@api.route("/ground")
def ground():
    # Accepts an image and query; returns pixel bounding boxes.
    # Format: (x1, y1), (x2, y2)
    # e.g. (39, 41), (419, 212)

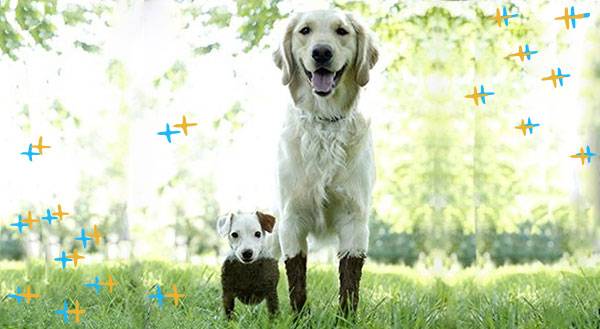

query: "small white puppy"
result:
(217, 211), (277, 263)
(217, 211), (279, 318)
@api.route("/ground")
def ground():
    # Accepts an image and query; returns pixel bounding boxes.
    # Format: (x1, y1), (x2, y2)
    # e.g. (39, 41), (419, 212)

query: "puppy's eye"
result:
(336, 27), (348, 36)
(231, 232), (238, 238)
(299, 26), (311, 35)
(254, 231), (262, 238)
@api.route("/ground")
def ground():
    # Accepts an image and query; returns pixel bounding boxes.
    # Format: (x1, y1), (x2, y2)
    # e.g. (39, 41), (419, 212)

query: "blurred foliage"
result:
(50, 99), (80, 129)
(15, 0), (57, 50)
(2, 1), (598, 265)
(181, 4), (224, 56)
(62, 4), (90, 26)
(370, 206), (590, 266)
(236, 0), (285, 52)
(213, 101), (245, 133)
(165, 174), (220, 259)
(369, 216), (423, 266)
(0, 227), (25, 260)
(363, 2), (580, 266)
(583, 14), (600, 231)
(487, 221), (565, 265)
(153, 60), (188, 91)
(204, 5), (232, 28)
(106, 59), (129, 90)
(73, 40), (101, 53)
(0, 0), (113, 60)
(181, 0), (284, 53)
(193, 42), (220, 56)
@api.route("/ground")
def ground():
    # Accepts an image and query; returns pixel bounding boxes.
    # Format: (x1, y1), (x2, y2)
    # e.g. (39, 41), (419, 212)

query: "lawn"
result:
(1, 261), (600, 328)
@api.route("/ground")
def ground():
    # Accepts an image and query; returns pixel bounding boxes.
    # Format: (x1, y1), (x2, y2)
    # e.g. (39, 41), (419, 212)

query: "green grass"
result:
(1, 261), (600, 328)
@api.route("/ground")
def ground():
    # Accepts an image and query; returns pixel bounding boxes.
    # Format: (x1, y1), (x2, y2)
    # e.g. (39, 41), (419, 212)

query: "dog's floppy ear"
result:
(216, 213), (234, 237)
(256, 211), (276, 233)
(273, 14), (299, 85)
(348, 13), (379, 87)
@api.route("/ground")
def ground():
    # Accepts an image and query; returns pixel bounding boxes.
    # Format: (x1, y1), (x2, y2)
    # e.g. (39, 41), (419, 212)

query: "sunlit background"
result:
(1, 0), (599, 270)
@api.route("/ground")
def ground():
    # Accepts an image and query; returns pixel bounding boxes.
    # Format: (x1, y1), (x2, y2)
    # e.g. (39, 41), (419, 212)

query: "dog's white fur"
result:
(217, 212), (275, 263)
(273, 10), (378, 259)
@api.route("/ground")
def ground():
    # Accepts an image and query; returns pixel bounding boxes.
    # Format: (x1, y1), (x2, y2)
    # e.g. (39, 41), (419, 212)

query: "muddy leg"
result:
(339, 255), (365, 315)
(285, 253), (307, 312)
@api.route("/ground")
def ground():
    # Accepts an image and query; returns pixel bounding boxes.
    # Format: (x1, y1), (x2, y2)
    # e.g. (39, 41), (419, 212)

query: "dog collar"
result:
(316, 115), (345, 123)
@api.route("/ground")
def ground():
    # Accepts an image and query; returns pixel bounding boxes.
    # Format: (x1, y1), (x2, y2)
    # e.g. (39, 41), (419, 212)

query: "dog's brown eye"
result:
(255, 231), (261, 238)
(336, 27), (348, 36)
(299, 26), (311, 35)
(231, 232), (238, 238)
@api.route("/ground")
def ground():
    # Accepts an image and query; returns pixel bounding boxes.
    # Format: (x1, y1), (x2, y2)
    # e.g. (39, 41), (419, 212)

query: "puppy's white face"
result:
(216, 212), (275, 264)
(292, 10), (357, 97)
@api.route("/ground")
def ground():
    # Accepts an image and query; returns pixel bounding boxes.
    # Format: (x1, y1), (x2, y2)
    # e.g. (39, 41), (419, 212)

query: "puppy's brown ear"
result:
(256, 211), (276, 233)
(348, 13), (379, 87)
(273, 14), (299, 85)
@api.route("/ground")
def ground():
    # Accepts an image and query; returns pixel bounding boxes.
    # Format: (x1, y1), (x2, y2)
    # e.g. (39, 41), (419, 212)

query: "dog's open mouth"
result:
(304, 65), (346, 97)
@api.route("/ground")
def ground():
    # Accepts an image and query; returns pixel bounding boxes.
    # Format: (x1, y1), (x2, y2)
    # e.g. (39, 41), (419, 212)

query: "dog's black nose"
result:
(241, 249), (253, 260)
(312, 44), (333, 64)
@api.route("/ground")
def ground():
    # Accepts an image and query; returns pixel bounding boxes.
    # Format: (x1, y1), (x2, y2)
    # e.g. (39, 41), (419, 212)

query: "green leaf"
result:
(62, 5), (90, 26)
(15, 0), (57, 49)
(106, 59), (129, 90)
(74, 40), (101, 53)
(0, 12), (23, 59)
(155, 61), (188, 91)
(204, 6), (232, 27)
(236, 0), (285, 52)
(193, 42), (220, 56)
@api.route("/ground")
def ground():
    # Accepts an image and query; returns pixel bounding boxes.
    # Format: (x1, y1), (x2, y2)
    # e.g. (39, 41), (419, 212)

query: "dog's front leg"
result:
(280, 218), (308, 312)
(339, 254), (365, 315)
(222, 291), (235, 319)
(266, 288), (279, 317)
(337, 220), (368, 315)
(285, 253), (307, 313)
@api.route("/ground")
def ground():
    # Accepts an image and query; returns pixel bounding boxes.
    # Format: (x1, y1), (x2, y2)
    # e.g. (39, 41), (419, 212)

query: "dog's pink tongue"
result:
(311, 71), (334, 93)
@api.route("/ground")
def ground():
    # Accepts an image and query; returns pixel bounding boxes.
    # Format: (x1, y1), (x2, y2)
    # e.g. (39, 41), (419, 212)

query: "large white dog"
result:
(273, 9), (378, 314)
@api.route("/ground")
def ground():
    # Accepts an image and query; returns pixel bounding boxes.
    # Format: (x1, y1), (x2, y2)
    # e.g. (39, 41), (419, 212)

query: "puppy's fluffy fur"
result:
(217, 212), (279, 318)
(221, 257), (279, 318)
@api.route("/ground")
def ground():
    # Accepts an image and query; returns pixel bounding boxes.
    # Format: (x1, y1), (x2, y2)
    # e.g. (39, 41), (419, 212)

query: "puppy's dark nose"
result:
(241, 249), (253, 261)
(312, 44), (333, 64)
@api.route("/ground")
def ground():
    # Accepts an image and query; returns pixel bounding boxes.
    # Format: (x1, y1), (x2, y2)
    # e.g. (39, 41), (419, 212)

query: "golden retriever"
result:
(273, 9), (378, 314)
